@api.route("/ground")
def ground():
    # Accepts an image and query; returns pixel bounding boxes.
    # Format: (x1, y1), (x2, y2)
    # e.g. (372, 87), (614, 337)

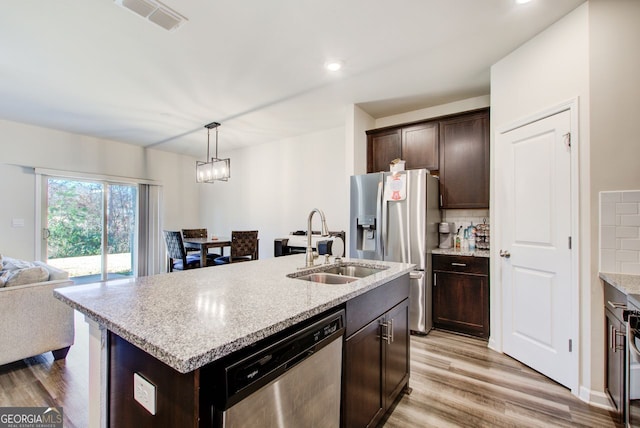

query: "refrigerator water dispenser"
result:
(356, 216), (376, 252)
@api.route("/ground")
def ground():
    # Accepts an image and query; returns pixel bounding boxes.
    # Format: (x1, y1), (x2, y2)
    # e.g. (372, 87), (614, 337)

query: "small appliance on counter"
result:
(438, 222), (454, 249)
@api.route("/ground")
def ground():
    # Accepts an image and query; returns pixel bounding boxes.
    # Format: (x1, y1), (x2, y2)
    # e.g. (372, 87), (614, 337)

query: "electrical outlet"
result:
(133, 373), (156, 415)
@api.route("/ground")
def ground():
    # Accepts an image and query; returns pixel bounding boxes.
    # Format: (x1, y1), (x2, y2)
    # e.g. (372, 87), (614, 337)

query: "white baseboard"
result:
(487, 337), (500, 353)
(579, 386), (614, 410)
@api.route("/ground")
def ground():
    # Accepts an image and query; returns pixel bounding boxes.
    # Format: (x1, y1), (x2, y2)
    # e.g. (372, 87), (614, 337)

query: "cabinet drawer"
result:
(433, 254), (488, 275)
(603, 280), (627, 322)
(345, 274), (409, 338)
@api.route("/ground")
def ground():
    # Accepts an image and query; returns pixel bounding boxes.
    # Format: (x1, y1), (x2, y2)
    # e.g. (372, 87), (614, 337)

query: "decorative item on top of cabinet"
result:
(367, 121), (438, 173)
(438, 108), (489, 209)
(432, 254), (489, 339)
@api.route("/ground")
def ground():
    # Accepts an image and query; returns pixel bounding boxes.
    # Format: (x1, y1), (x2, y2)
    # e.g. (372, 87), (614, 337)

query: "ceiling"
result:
(0, 0), (585, 158)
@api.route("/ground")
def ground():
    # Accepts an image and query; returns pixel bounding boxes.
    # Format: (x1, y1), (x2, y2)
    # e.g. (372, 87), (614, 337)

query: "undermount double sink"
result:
(288, 263), (388, 284)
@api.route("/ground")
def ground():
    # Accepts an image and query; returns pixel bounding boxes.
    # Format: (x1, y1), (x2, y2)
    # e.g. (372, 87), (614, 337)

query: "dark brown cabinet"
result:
(432, 254), (489, 339)
(366, 109), (489, 208)
(438, 109), (489, 209)
(402, 122), (438, 171)
(367, 122), (438, 173)
(604, 280), (627, 421)
(367, 128), (401, 173)
(343, 276), (410, 428)
(383, 300), (410, 405)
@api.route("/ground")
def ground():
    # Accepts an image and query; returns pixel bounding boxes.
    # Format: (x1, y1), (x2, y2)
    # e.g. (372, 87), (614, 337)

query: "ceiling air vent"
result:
(114, 0), (187, 31)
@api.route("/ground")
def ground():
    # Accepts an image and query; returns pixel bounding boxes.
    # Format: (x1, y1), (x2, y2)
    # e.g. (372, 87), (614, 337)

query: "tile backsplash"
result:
(600, 190), (640, 274)
(442, 209), (490, 233)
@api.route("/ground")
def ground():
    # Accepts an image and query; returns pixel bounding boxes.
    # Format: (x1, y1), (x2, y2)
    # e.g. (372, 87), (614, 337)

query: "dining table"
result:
(182, 236), (232, 268)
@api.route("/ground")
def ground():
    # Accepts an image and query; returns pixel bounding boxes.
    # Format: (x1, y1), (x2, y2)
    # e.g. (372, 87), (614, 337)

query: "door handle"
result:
(607, 301), (627, 310)
(376, 178), (384, 258)
(500, 250), (511, 258)
(610, 324), (615, 350)
(614, 327), (626, 352)
(379, 320), (393, 345)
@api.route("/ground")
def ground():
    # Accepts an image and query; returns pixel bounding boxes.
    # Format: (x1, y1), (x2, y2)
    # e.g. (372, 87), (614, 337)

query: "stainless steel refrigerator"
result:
(349, 169), (440, 334)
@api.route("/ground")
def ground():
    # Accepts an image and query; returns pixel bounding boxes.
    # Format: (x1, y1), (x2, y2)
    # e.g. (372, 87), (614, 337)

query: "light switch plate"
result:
(133, 373), (156, 415)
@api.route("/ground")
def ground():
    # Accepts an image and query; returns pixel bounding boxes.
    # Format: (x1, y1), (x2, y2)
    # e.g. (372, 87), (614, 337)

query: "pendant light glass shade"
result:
(196, 122), (231, 183)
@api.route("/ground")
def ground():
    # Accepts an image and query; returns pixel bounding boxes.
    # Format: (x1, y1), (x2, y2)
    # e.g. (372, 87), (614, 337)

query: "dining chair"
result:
(181, 228), (207, 254)
(215, 230), (259, 265)
(164, 231), (215, 272)
(181, 228), (222, 258)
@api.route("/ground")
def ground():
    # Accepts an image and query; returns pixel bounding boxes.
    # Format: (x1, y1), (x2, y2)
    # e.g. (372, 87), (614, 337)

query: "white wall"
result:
(588, 0), (640, 399)
(346, 105), (375, 177)
(198, 126), (348, 260)
(0, 119), (200, 261)
(491, 3), (594, 401)
(374, 95), (490, 129)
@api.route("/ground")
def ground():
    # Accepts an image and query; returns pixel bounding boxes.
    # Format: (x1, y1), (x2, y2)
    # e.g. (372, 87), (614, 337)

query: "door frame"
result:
(491, 98), (580, 395)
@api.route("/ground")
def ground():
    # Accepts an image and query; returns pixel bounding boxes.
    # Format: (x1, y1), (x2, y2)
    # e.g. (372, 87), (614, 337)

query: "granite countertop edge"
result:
(599, 271), (640, 298)
(54, 256), (414, 373)
(432, 248), (490, 258)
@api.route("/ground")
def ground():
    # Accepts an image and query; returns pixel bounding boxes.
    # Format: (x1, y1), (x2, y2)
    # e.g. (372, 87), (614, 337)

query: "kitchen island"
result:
(55, 254), (414, 428)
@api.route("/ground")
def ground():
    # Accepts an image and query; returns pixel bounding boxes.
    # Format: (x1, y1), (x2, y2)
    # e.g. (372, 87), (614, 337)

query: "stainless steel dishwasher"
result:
(214, 309), (344, 428)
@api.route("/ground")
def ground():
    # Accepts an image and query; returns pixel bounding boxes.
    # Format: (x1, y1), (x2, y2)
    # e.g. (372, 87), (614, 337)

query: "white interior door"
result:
(498, 109), (573, 388)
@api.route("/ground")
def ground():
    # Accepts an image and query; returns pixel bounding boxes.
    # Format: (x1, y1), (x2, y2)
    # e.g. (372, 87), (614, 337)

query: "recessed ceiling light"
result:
(325, 60), (344, 72)
(515, 0), (532, 4)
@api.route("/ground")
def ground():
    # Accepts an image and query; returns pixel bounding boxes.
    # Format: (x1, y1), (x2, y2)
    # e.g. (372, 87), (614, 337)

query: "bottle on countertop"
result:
(467, 222), (476, 250)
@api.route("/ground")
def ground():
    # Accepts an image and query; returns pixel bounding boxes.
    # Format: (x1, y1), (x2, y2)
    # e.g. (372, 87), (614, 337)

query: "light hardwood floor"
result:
(383, 330), (620, 428)
(0, 315), (620, 427)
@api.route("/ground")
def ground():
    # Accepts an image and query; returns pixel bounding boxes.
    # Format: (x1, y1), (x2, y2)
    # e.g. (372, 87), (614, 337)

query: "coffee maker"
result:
(438, 222), (454, 249)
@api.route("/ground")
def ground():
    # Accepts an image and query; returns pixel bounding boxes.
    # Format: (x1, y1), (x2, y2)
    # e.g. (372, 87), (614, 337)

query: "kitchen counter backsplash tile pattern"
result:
(600, 190), (640, 274)
(442, 209), (489, 238)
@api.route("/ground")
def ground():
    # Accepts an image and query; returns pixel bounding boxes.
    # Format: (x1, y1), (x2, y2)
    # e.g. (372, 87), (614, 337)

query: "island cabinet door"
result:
(109, 333), (200, 428)
(383, 299), (410, 409)
(343, 316), (385, 428)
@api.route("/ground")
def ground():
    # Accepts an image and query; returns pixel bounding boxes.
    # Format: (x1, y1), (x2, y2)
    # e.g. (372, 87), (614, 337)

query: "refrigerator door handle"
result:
(410, 271), (424, 280)
(377, 175), (385, 258)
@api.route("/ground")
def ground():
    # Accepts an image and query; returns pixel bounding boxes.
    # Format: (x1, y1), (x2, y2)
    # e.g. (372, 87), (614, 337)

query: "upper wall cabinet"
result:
(367, 122), (439, 173)
(367, 128), (401, 173)
(402, 122), (439, 171)
(439, 109), (489, 209)
(365, 108), (490, 209)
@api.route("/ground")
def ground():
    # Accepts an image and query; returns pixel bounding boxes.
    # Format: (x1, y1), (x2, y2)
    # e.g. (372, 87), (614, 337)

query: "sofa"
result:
(0, 255), (76, 366)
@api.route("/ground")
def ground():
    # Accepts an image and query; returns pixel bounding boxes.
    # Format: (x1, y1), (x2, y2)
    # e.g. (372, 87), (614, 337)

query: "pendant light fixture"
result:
(196, 121), (231, 183)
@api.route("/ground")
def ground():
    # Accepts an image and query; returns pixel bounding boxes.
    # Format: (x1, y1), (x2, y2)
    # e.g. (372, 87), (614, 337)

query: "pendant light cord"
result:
(206, 127), (211, 161)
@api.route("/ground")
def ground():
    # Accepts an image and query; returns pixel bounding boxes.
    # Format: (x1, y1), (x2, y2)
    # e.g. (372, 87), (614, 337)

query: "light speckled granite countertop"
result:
(600, 272), (640, 308)
(54, 255), (414, 373)
(432, 248), (490, 258)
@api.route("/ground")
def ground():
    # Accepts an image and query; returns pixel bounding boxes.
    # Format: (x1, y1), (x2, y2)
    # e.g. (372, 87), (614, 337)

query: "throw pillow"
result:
(2, 257), (35, 272)
(0, 270), (9, 288)
(5, 266), (49, 287)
